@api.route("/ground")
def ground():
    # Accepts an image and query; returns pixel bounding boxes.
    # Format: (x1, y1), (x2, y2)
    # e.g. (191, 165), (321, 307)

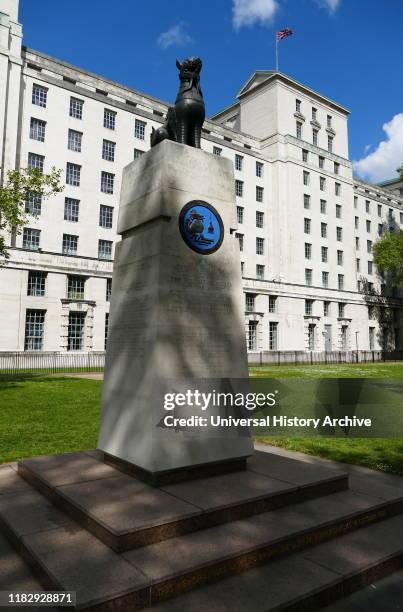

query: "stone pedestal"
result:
(98, 140), (253, 482)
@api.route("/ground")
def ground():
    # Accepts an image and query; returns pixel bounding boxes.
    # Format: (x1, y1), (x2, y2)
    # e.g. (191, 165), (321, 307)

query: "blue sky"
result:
(19, 0), (403, 182)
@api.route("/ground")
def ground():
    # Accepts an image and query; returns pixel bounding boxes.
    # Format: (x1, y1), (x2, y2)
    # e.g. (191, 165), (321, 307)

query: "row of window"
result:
(305, 299), (346, 318)
(213, 147), (264, 177)
(22, 228), (113, 259)
(303, 170), (341, 194)
(236, 234), (265, 255)
(237, 208), (264, 227)
(302, 149), (340, 174)
(305, 269), (345, 290)
(27, 271), (111, 301)
(32, 85), (147, 139)
(235, 181), (264, 201)
(295, 98), (333, 128)
(303, 194), (343, 216)
(303, 218), (344, 241)
(296, 121), (334, 152)
(25, 195), (114, 228)
(354, 196), (403, 224)
(24, 308), (109, 351)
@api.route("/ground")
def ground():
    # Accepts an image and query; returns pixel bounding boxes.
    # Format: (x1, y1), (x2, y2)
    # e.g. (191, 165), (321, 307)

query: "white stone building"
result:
(1, 0), (402, 356)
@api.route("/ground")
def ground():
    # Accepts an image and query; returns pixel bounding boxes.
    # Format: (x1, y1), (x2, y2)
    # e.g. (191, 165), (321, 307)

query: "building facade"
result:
(1, 0), (402, 355)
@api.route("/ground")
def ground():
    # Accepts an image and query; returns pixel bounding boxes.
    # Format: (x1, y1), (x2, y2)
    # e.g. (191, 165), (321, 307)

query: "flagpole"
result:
(275, 34), (279, 71)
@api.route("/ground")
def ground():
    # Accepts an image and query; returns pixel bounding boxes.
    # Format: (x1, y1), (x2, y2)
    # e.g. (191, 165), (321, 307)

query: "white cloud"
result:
(315, 0), (341, 14)
(353, 114), (403, 183)
(157, 22), (193, 49)
(232, 0), (279, 30)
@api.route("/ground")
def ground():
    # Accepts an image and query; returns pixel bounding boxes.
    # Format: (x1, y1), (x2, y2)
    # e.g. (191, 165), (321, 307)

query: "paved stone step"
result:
(150, 515), (403, 611)
(17, 450), (348, 551)
(1, 465), (403, 611)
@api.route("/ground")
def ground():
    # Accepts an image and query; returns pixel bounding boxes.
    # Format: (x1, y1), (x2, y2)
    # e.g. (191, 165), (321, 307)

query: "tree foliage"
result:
(0, 167), (63, 260)
(373, 230), (403, 289)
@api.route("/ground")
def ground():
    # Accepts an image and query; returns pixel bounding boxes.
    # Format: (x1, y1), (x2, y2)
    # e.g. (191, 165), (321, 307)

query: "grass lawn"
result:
(0, 364), (402, 475)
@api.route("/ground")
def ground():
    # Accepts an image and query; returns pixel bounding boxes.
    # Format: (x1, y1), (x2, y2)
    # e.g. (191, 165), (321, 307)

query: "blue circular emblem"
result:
(179, 201), (224, 255)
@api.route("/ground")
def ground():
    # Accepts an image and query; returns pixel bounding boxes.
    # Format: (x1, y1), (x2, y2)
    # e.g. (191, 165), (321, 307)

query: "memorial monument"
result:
(98, 57), (253, 484)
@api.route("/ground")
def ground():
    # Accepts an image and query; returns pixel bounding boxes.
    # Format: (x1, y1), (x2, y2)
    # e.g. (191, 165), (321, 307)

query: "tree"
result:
(0, 167), (63, 261)
(373, 230), (403, 289)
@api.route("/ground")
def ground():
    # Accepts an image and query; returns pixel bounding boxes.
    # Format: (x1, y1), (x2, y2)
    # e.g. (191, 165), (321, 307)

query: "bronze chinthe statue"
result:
(151, 57), (205, 149)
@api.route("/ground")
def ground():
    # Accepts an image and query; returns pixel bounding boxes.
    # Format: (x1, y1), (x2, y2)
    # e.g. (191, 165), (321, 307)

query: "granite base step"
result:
(17, 450), (348, 552)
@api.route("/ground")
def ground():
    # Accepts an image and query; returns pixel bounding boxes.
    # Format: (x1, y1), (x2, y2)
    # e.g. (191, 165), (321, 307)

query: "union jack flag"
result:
(277, 28), (293, 40)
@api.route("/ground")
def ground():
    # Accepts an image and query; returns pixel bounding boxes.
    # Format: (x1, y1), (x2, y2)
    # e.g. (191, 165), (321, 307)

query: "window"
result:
(304, 194), (310, 209)
(356, 259), (360, 272)
(28, 152), (44, 172)
(303, 171), (310, 186)
(335, 182), (341, 196)
(320, 199), (327, 214)
(334, 162), (340, 175)
(296, 99), (301, 113)
(327, 135), (333, 152)
(68, 129), (82, 152)
(324, 301), (330, 317)
(368, 261), (373, 274)
(23, 228), (40, 250)
(302, 149), (308, 162)
(68, 312), (85, 351)
(319, 176), (326, 191)
(27, 271), (46, 297)
(355, 216), (359, 229)
(365, 200), (370, 213)
(256, 264), (265, 279)
(305, 299), (313, 316)
(101, 171), (114, 194)
(318, 155), (324, 169)
(134, 148), (144, 159)
(304, 218), (311, 234)
(102, 139), (115, 162)
(305, 268), (312, 286)
(369, 327), (375, 350)
(305, 243), (312, 259)
(378, 204), (382, 217)
(308, 325), (315, 350)
(69, 97), (83, 120)
(368, 305), (376, 320)
(256, 211), (264, 228)
(341, 325), (348, 350)
(322, 271), (329, 288)
(30, 118), (46, 142)
(104, 109), (116, 130)
(241, 261), (244, 275)
(64, 197), (79, 222)
(105, 312), (109, 350)
(336, 204), (342, 218)
(321, 222), (327, 238)
(213, 146), (222, 156)
(236, 233), (244, 251)
(237, 206), (244, 224)
(327, 114), (332, 128)
(256, 237), (264, 255)
(269, 296), (277, 313)
(388, 208), (394, 220)
(269, 322), (278, 350)
(366, 220), (371, 232)
(337, 250), (343, 265)
(62, 234), (78, 255)
(312, 129), (318, 146)
(235, 180), (244, 197)
(134, 119), (146, 140)
(338, 274), (344, 290)
(66, 162), (81, 186)
(99, 204), (113, 228)
(106, 278), (112, 301)
(312, 107), (317, 121)
(235, 154), (243, 171)
(336, 226), (343, 241)
(25, 193), (42, 216)
(99, 239), (113, 260)
(67, 275), (85, 299)
(338, 303), (345, 318)
(367, 240), (372, 253)
(24, 309), (45, 351)
(321, 246), (328, 262)
(245, 293), (255, 312)
(296, 121), (303, 139)
(32, 84), (48, 108)
(354, 196), (358, 209)
(247, 321), (258, 351)
(256, 161), (263, 177)
(355, 236), (360, 250)
(256, 186), (264, 202)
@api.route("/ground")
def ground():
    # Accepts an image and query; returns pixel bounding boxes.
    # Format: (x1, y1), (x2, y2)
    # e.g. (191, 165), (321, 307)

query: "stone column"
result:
(98, 140), (253, 483)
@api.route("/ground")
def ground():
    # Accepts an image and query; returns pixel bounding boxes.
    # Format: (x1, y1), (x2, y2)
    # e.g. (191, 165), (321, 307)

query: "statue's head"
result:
(176, 57), (202, 74)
